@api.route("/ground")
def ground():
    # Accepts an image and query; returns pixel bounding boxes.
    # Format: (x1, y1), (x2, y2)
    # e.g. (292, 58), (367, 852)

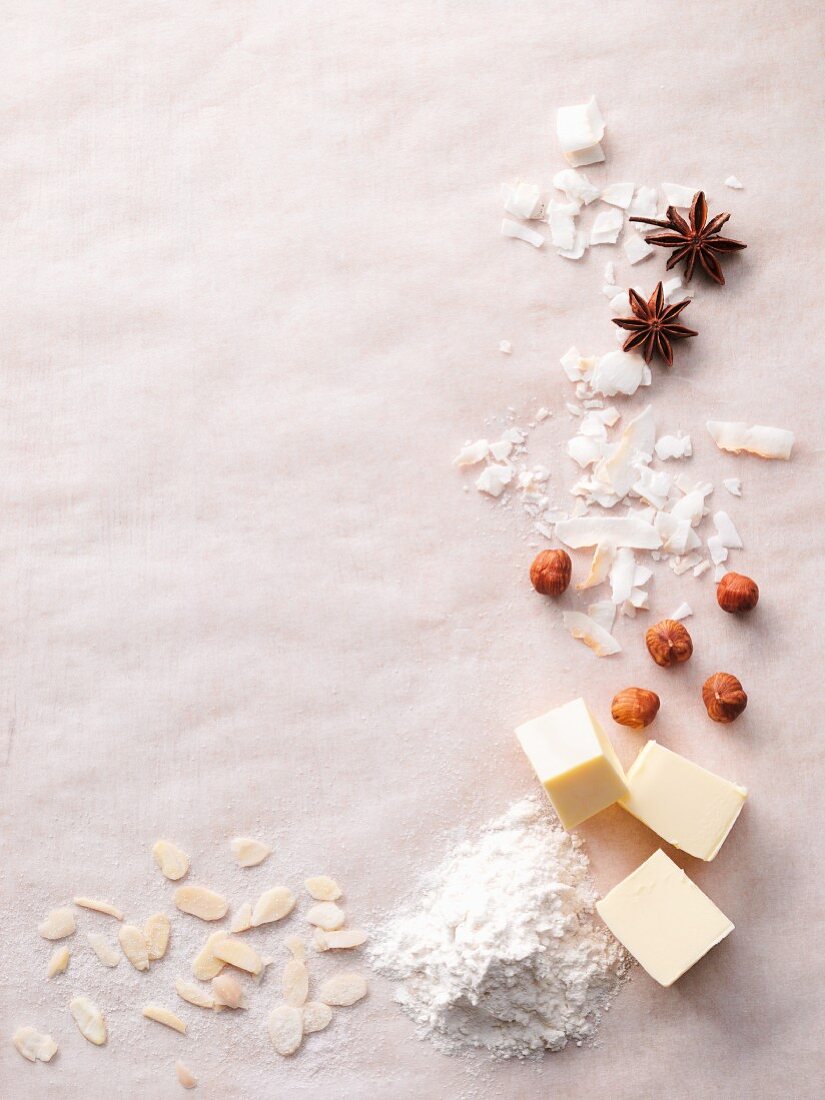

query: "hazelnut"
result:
(717, 572), (759, 613)
(529, 549), (572, 597)
(645, 619), (693, 667)
(702, 673), (747, 723)
(611, 688), (660, 730)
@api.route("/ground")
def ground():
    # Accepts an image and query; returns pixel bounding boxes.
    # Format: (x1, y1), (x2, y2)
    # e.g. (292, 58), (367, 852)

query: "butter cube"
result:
(515, 698), (628, 830)
(620, 741), (747, 861)
(597, 849), (734, 986)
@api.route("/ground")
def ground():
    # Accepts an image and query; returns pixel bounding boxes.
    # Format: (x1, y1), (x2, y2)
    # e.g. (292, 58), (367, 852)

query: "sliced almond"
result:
(87, 932), (120, 968)
(175, 978), (215, 1010)
(73, 897), (124, 921)
(282, 959), (309, 1007)
(230, 837), (272, 868)
(192, 931), (229, 980)
(47, 946), (70, 977)
(176, 1061), (198, 1089)
(284, 935), (306, 961)
(320, 929), (367, 950)
(70, 995), (107, 1045)
(302, 1001), (333, 1035)
(211, 973), (246, 1010)
(250, 887), (295, 927)
(306, 902), (346, 931)
(143, 1003), (187, 1034)
(174, 884), (228, 922)
(12, 1026), (58, 1062)
(304, 876), (342, 902)
(38, 907), (76, 941)
(313, 929), (330, 952)
(319, 972), (368, 1007)
(152, 840), (190, 881)
(144, 913), (171, 961)
(212, 937), (263, 976)
(267, 1005), (303, 1056)
(118, 924), (150, 971)
(230, 902), (253, 934)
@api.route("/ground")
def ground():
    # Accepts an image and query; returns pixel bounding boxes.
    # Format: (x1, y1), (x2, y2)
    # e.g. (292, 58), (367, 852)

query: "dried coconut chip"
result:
(251, 887), (296, 927)
(671, 602), (693, 620)
(268, 1005), (303, 1056)
(283, 959), (310, 1007)
(590, 208), (622, 245)
(628, 186), (657, 218)
(306, 902), (346, 931)
(212, 937), (264, 975)
(725, 176), (744, 189)
(144, 913), (171, 960)
(305, 875), (343, 902)
(175, 978), (215, 1010)
(499, 340), (512, 354)
(556, 96), (605, 167)
(70, 996), (106, 1045)
(302, 1001), (333, 1034)
(230, 837), (272, 868)
(176, 1062), (198, 1089)
(38, 907), (76, 941)
(475, 464), (513, 498)
(153, 840), (190, 881)
(623, 232), (653, 264)
(174, 884), (228, 922)
(74, 897), (124, 920)
(453, 439), (489, 467)
(589, 350), (650, 397)
(143, 1004), (187, 1034)
(562, 611), (622, 657)
(706, 421), (794, 459)
(600, 182), (634, 209)
(212, 973), (246, 1010)
(119, 924), (150, 971)
(192, 932), (229, 980)
(47, 946), (70, 977)
(12, 1026), (58, 1063)
(661, 182), (699, 207)
(713, 510), (743, 549)
(553, 168), (600, 205)
(230, 902), (253, 933)
(319, 971), (368, 1007)
(655, 433), (692, 460)
(556, 516), (661, 550)
(501, 218), (544, 248)
(723, 478), (742, 497)
(87, 932), (120, 968)
(557, 229), (587, 260)
(502, 179), (543, 219)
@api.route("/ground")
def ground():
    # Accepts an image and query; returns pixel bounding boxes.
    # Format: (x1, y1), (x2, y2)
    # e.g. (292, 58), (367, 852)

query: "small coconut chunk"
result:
(12, 1026), (58, 1063)
(251, 887), (296, 927)
(319, 972), (368, 1007)
(70, 996), (107, 1045)
(558, 228), (588, 260)
(549, 209), (577, 251)
(306, 903), (346, 931)
(556, 96), (605, 167)
(230, 837), (272, 868)
(671, 602), (693, 621)
(174, 884), (228, 922)
(556, 516), (661, 551)
(144, 913), (171, 960)
(319, 929), (368, 950)
(590, 349), (650, 397)
(725, 176), (744, 189)
(302, 1001), (333, 1034)
(628, 186), (658, 218)
(475, 464), (513, 498)
(693, 560), (711, 578)
(304, 876), (343, 902)
(707, 534), (729, 566)
(499, 340), (512, 354)
(47, 946), (70, 977)
(623, 232), (653, 264)
(723, 477), (742, 496)
(268, 1005), (303, 1056)
(212, 937), (264, 976)
(553, 168), (600, 205)
(713, 510), (743, 549)
(73, 897), (124, 921)
(285, 935), (306, 961)
(590, 208), (623, 246)
(87, 932), (120, 968)
(661, 182), (699, 207)
(452, 439), (489, 467)
(212, 973), (246, 1010)
(563, 611), (622, 658)
(655, 433), (692, 460)
(176, 1062), (198, 1089)
(192, 931), (229, 980)
(175, 978), (215, 1010)
(706, 420), (794, 460)
(152, 840), (190, 881)
(230, 902), (253, 934)
(282, 959), (309, 1007)
(501, 218), (544, 248)
(600, 182), (634, 209)
(38, 907), (76, 941)
(143, 1004), (187, 1034)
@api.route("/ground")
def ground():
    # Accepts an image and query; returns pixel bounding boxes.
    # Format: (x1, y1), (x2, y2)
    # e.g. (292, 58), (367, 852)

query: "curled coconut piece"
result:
(38, 908), (76, 941)
(562, 611), (622, 657)
(268, 1005), (303, 1056)
(12, 1026), (58, 1063)
(70, 996), (106, 1045)
(706, 421), (794, 460)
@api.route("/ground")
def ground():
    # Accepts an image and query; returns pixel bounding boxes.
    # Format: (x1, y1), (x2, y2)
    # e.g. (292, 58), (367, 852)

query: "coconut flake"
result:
(502, 179), (543, 219)
(713, 510), (743, 549)
(707, 534), (728, 565)
(590, 208), (623, 245)
(577, 542), (615, 590)
(723, 477), (742, 497)
(633, 466), (672, 510)
(555, 516), (661, 550)
(553, 168), (600, 205)
(549, 209), (578, 251)
(706, 421), (794, 460)
(661, 182), (699, 208)
(671, 602), (693, 620)
(725, 176), (744, 189)
(623, 232), (653, 264)
(475, 464), (513, 498)
(609, 547), (637, 604)
(499, 340), (512, 355)
(501, 218), (544, 248)
(628, 186), (657, 218)
(557, 229), (588, 260)
(562, 611), (621, 657)
(590, 350), (650, 398)
(560, 346), (595, 383)
(586, 599), (617, 632)
(600, 182), (634, 209)
(655, 433), (692, 460)
(604, 261), (616, 284)
(556, 97), (605, 167)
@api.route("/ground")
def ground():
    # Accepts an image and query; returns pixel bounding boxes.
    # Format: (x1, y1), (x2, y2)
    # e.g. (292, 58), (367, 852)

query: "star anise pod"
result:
(629, 191), (746, 284)
(612, 282), (697, 365)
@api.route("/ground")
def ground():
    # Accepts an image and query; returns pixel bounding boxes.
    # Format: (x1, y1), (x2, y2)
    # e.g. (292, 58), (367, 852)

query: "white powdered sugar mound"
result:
(370, 797), (629, 1059)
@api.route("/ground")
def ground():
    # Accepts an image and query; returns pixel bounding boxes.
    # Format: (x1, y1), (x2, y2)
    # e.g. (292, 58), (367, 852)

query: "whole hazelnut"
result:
(611, 687), (660, 730)
(529, 549), (572, 597)
(717, 572), (759, 613)
(702, 672), (747, 723)
(645, 619), (693, 667)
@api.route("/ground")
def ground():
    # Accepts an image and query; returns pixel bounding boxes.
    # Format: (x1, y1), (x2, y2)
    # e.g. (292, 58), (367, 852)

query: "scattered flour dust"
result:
(370, 797), (629, 1059)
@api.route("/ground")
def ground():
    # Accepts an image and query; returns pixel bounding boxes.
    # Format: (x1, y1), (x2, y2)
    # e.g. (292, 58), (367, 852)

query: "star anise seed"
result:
(629, 190), (746, 285)
(612, 281), (697, 366)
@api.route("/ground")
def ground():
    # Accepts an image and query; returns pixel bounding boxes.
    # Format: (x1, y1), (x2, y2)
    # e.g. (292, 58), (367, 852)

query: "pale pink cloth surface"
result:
(1, 2), (823, 1097)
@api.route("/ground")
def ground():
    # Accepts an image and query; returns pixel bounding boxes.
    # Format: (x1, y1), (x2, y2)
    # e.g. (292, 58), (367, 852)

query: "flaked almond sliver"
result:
(319, 972), (368, 1007)
(211, 973), (246, 1010)
(118, 924), (150, 971)
(306, 902), (345, 931)
(142, 1003), (187, 1034)
(304, 876), (342, 902)
(212, 937), (264, 975)
(321, 929), (367, 950)
(38, 907), (76, 941)
(152, 840), (190, 881)
(87, 932), (120, 968)
(251, 887), (295, 927)
(70, 996), (106, 1045)
(47, 946), (70, 977)
(174, 884), (228, 922)
(230, 902), (253, 934)
(192, 931), (229, 980)
(230, 837), (272, 868)
(267, 1005), (303, 1056)
(314, 929), (330, 952)
(175, 978), (215, 1010)
(73, 897), (124, 921)
(284, 935), (306, 961)
(176, 1062), (198, 1089)
(282, 959), (309, 1007)
(302, 1001), (333, 1034)
(12, 1026), (58, 1063)
(144, 913), (171, 960)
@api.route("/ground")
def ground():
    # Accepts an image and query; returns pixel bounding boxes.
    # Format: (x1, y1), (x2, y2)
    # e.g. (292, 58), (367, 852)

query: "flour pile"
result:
(370, 797), (629, 1059)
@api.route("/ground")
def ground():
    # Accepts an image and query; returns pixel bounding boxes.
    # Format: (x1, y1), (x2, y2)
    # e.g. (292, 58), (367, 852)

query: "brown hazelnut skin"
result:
(611, 688), (660, 730)
(529, 549), (572, 597)
(645, 619), (693, 667)
(717, 572), (759, 613)
(702, 673), (747, 723)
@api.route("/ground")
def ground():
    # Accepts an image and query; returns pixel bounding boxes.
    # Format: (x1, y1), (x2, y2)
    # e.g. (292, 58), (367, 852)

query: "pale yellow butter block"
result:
(619, 741), (747, 861)
(515, 698), (628, 830)
(597, 849), (734, 986)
